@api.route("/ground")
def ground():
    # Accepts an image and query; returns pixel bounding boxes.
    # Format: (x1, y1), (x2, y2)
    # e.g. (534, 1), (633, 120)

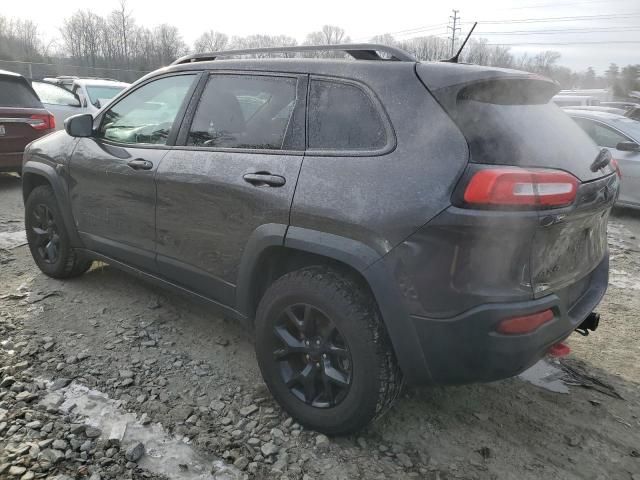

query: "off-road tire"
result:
(255, 266), (402, 435)
(25, 185), (92, 279)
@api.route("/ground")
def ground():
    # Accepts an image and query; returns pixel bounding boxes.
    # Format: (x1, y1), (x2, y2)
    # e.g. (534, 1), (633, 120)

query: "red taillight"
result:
(496, 309), (554, 335)
(29, 113), (55, 131)
(463, 168), (578, 208)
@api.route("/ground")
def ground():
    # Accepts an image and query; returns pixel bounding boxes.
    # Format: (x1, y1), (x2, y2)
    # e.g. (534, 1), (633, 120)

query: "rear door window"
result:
(573, 117), (630, 148)
(187, 74), (298, 150)
(0, 77), (43, 108)
(307, 79), (387, 151)
(32, 82), (81, 107)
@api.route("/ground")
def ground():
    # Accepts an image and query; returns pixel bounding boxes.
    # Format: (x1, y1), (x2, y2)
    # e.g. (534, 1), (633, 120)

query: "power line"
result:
(484, 40), (640, 46)
(476, 26), (640, 35)
(494, 0), (631, 10)
(460, 12), (640, 25)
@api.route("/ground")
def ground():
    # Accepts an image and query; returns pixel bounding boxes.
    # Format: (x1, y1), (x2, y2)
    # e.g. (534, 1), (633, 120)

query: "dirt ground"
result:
(1, 172), (639, 480)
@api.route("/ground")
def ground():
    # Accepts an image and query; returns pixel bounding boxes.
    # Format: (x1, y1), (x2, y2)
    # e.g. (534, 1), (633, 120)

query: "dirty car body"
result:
(21, 44), (619, 433)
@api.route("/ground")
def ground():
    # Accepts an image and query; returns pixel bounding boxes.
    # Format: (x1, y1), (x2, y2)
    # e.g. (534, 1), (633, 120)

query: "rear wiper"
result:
(590, 148), (611, 172)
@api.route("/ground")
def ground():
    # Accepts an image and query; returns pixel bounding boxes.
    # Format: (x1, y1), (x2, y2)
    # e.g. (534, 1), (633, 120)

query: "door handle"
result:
(127, 159), (153, 170)
(243, 172), (286, 187)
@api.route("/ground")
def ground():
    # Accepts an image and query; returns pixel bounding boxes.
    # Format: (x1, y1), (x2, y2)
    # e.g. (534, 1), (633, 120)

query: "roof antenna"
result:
(443, 22), (477, 63)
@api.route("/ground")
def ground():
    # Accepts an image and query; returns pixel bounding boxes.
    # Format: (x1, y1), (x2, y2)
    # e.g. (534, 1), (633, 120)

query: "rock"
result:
(69, 423), (85, 435)
(20, 471), (35, 480)
(119, 370), (134, 378)
(125, 442), (145, 462)
(120, 378), (134, 387)
(396, 453), (413, 468)
(80, 440), (93, 452)
(473, 412), (490, 421)
(15, 391), (36, 402)
(315, 434), (330, 446)
(50, 378), (71, 391)
(565, 434), (581, 447)
(215, 336), (230, 346)
(261, 442), (280, 456)
(8, 466), (27, 476)
(240, 404), (258, 417)
(168, 405), (193, 422)
(25, 420), (42, 429)
(52, 439), (68, 450)
(85, 426), (102, 438)
(38, 448), (65, 466)
(14, 360), (29, 371)
(209, 400), (226, 412)
(233, 456), (249, 470)
(0, 376), (16, 388)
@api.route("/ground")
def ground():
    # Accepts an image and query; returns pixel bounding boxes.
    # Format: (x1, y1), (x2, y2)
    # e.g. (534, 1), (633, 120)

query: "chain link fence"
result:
(0, 59), (150, 83)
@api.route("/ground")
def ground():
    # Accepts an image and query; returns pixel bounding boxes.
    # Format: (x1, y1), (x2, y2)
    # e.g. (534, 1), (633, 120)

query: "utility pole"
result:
(448, 9), (461, 57)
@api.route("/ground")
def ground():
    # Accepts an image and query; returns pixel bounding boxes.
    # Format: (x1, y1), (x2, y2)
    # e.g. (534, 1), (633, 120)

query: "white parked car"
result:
(43, 77), (130, 115)
(31, 81), (83, 130)
(70, 78), (130, 114)
(566, 109), (640, 208)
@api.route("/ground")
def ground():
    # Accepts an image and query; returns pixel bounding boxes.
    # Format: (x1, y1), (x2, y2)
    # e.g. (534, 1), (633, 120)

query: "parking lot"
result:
(1, 171), (640, 480)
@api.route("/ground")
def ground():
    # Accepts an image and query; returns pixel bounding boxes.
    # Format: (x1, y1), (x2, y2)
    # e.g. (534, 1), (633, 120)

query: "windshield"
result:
(85, 85), (125, 105)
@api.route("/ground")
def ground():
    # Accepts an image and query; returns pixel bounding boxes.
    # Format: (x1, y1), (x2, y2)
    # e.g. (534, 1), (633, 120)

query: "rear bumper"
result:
(406, 253), (609, 385)
(0, 152), (23, 171)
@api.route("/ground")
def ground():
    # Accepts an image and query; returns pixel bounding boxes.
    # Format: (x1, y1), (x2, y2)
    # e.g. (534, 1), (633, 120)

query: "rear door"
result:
(31, 81), (83, 129)
(572, 116), (640, 207)
(155, 72), (306, 307)
(68, 73), (199, 271)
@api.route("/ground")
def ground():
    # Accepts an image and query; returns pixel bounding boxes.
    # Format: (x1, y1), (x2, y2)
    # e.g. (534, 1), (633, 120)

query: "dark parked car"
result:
(0, 69), (56, 174)
(21, 44), (618, 434)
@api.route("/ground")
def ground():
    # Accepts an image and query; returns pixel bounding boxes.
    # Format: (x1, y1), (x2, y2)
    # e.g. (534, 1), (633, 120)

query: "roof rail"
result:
(171, 43), (417, 65)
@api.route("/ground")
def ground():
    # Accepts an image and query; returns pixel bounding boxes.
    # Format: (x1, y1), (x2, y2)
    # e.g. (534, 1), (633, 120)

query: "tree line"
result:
(0, 1), (638, 95)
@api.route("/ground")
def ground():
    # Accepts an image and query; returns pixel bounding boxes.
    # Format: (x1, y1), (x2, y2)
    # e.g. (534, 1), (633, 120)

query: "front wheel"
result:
(255, 266), (402, 435)
(25, 185), (92, 278)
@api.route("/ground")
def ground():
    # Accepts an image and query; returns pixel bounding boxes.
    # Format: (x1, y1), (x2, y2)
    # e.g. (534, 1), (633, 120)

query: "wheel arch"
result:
(22, 162), (83, 247)
(237, 225), (432, 384)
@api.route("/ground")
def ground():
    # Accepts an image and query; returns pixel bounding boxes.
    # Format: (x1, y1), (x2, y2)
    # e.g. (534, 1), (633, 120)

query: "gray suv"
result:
(22, 44), (619, 434)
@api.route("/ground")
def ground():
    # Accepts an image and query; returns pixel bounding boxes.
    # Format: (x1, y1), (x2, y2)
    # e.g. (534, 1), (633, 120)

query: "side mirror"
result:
(64, 113), (94, 138)
(616, 141), (640, 152)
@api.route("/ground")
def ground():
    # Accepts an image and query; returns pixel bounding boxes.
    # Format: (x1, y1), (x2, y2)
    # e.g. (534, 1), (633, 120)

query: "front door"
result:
(155, 72), (307, 307)
(68, 73), (199, 271)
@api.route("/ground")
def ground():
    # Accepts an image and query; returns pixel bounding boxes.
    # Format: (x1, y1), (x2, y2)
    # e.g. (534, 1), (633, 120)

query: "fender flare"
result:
(236, 224), (432, 384)
(22, 161), (83, 248)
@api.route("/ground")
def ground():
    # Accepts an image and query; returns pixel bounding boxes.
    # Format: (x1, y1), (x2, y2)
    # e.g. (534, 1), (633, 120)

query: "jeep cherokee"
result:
(21, 44), (619, 434)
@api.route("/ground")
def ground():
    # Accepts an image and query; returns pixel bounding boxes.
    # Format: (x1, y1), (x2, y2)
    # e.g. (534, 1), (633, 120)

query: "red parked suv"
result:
(0, 69), (55, 174)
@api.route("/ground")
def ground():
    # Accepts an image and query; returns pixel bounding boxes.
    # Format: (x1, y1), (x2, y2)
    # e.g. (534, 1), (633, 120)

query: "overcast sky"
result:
(3, 0), (639, 73)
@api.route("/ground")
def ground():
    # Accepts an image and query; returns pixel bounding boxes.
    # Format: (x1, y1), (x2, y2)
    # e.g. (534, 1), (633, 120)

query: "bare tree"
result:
(194, 31), (229, 53)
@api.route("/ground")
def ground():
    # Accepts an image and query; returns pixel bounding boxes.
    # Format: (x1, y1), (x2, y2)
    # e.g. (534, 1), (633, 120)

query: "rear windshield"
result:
(0, 77), (43, 108)
(449, 79), (606, 181)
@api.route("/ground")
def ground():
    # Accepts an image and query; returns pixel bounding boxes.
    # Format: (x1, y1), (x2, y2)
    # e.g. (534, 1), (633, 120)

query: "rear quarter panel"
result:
(290, 63), (469, 258)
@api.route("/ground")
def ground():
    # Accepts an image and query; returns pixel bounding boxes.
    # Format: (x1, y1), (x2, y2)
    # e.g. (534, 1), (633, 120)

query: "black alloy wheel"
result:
(273, 304), (352, 408)
(30, 203), (61, 264)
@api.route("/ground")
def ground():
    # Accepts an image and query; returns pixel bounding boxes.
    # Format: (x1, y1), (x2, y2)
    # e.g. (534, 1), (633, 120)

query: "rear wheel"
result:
(25, 185), (92, 278)
(255, 266), (402, 434)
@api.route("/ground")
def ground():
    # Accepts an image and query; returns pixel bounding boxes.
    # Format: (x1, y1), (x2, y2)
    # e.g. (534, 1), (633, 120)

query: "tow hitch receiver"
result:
(576, 312), (600, 336)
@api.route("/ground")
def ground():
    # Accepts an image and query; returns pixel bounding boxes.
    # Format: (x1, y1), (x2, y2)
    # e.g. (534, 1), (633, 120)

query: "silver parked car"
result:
(566, 109), (640, 208)
(31, 81), (83, 130)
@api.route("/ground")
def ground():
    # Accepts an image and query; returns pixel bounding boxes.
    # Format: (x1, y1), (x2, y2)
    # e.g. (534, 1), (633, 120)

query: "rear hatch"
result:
(417, 63), (619, 299)
(0, 74), (51, 154)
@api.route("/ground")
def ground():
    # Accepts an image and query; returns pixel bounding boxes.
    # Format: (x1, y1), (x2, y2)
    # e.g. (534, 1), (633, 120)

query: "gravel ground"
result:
(1, 172), (640, 480)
